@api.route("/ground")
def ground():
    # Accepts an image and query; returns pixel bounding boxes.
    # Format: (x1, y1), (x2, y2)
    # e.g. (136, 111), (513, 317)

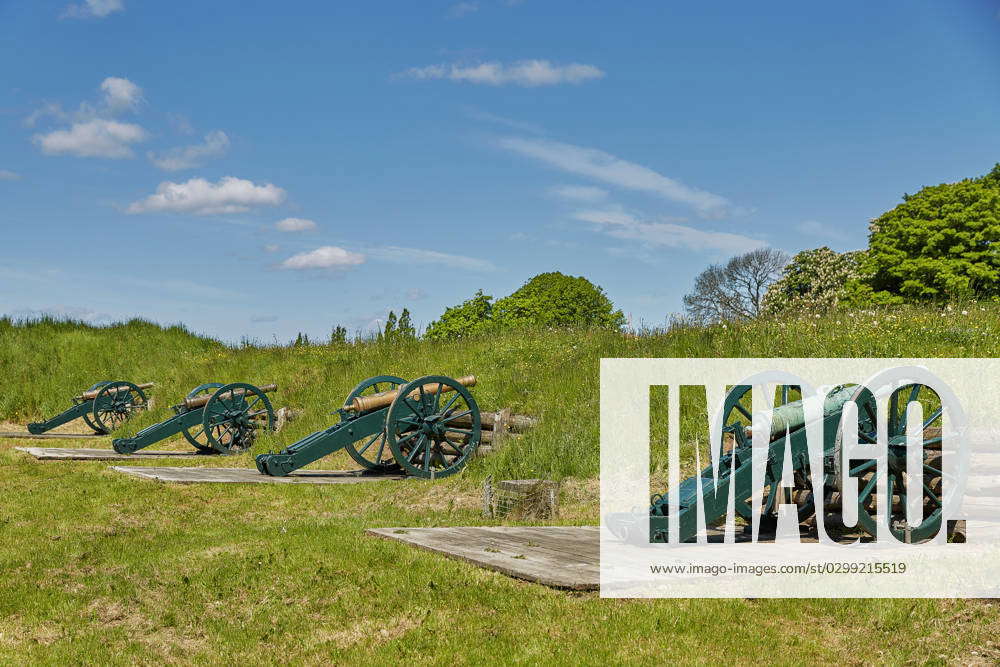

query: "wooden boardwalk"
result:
(368, 526), (599, 590)
(1, 431), (103, 440)
(113, 466), (406, 485)
(17, 447), (214, 461)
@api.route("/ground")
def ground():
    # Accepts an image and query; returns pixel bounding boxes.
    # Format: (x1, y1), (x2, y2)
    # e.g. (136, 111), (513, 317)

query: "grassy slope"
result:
(0, 309), (998, 664)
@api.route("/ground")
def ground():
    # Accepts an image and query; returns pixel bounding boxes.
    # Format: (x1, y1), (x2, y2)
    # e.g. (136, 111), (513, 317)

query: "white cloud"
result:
(34, 119), (147, 158)
(100, 77), (142, 111)
(0, 170), (20, 181)
(550, 184), (608, 203)
(280, 246), (365, 270)
(368, 246), (496, 272)
(263, 244), (280, 253)
(498, 137), (732, 219)
(398, 60), (604, 86)
(796, 219), (848, 241)
(448, 1), (479, 17)
(148, 130), (230, 171)
(573, 207), (765, 254)
(126, 176), (286, 215)
(274, 217), (317, 232)
(466, 109), (544, 134)
(61, 0), (123, 19)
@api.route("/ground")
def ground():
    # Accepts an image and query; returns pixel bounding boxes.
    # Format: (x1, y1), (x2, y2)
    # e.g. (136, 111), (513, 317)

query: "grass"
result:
(1, 306), (999, 663)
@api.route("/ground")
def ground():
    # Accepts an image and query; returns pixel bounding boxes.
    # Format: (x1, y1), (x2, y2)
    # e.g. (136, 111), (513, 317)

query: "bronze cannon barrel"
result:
(344, 375), (477, 413)
(78, 382), (155, 401)
(747, 385), (857, 440)
(184, 383), (278, 410)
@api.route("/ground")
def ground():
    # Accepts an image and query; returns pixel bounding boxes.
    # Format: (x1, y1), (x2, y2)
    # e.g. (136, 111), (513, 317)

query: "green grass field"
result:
(1, 308), (999, 664)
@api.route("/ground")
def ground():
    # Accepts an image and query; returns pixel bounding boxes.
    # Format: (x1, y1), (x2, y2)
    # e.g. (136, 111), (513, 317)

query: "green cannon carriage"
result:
(112, 382), (277, 454)
(256, 374), (481, 479)
(610, 382), (953, 544)
(27, 381), (153, 435)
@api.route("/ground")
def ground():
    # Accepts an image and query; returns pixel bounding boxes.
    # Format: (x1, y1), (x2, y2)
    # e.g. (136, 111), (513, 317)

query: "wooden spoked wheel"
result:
(203, 383), (275, 454)
(91, 381), (148, 434)
(342, 375), (407, 472)
(81, 381), (113, 433)
(385, 375), (481, 479)
(835, 383), (948, 543)
(181, 383), (225, 452)
(721, 383), (816, 525)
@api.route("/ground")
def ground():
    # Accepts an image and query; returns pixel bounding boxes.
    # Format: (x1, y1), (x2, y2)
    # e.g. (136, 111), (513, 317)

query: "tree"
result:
(864, 164), (1000, 301)
(396, 308), (416, 340)
(382, 311), (398, 341)
(329, 325), (348, 344)
(761, 247), (866, 314)
(492, 272), (624, 329)
(425, 273), (625, 340)
(682, 247), (789, 323)
(424, 290), (494, 341)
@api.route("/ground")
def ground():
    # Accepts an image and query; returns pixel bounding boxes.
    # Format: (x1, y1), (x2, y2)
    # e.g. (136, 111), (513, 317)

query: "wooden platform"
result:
(17, 447), (214, 461)
(113, 466), (406, 485)
(1, 431), (104, 440)
(367, 526), (599, 590)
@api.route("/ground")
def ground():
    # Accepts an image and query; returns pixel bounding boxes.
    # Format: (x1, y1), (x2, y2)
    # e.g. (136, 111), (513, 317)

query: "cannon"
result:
(27, 381), (153, 435)
(256, 374), (480, 479)
(621, 382), (952, 544)
(112, 382), (277, 454)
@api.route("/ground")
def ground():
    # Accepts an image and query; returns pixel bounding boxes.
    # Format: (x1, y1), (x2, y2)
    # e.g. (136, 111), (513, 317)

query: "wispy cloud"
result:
(573, 207), (764, 254)
(549, 184), (608, 203)
(30, 77), (147, 158)
(34, 119), (147, 158)
(148, 130), (229, 171)
(466, 109), (544, 135)
(60, 0), (123, 19)
(398, 60), (604, 86)
(448, 1), (479, 17)
(499, 137), (732, 218)
(795, 219), (848, 241)
(368, 246), (496, 272)
(251, 314), (279, 323)
(0, 169), (20, 181)
(274, 217), (317, 232)
(280, 246), (366, 271)
(126, 176), (286, 215)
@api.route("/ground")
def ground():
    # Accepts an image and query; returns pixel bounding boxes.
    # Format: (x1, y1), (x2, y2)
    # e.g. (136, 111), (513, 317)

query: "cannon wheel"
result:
(203, 382), (275, 454)
(385, 375), (480, 479)
(91, 381), (148, 434)
(721, 384), (816, 526)
(342, 375), (407, 472)
(834, 383), (949, 543)
(181, 383), (226, 452)
(81, 381), (113, 433)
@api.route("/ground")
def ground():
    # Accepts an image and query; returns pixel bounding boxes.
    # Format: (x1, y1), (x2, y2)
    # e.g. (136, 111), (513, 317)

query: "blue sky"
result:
(2, 1), (999, 342)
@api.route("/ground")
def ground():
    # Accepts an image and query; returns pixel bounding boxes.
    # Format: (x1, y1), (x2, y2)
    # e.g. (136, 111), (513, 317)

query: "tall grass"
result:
(2, 302), (998, 480)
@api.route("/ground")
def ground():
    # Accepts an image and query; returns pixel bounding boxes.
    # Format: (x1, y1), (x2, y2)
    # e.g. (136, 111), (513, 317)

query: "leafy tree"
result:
(424, 290), (494, 341)
(762, 247), (866, 313)
(382, 310), (398, 341)
(396, 308), (416, 340)
(292, 332), (310, 346)
(329, 325), (348, 344)
(864, 164), (1000, 301)
(492, 272), (624, 329)
(683, 247), (789, 323)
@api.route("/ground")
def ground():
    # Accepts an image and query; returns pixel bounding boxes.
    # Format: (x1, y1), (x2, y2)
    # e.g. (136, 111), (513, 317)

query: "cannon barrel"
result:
(183, 383), (277, 410)
(747, 385), (857, 440)
(344, 375), (477, 413)
(77, 382), (155, 401)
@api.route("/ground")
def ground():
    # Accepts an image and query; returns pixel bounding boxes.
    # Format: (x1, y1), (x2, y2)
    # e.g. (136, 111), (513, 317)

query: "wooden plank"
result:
(367, 526), (599, 590)
(0, 431), (104, 440)
(16, 447), (213, 461)
(113, 466), (405, 485)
